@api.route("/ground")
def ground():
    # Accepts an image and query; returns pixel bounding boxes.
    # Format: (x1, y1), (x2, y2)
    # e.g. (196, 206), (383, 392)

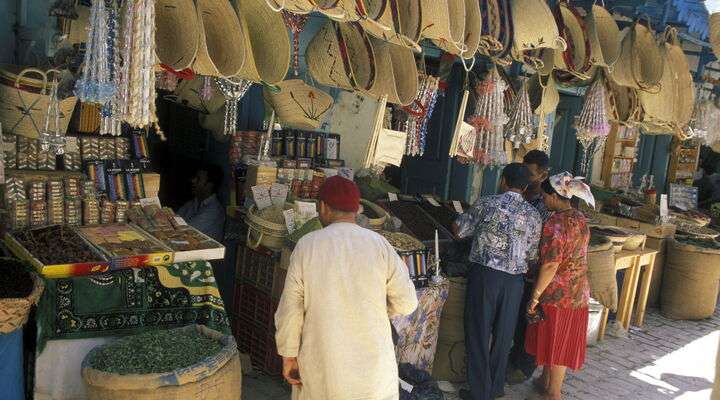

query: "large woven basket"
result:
(193, 0), (247, 77)
(610, 22), (664, 91)
(665, 28), (694, 127)
(234, 0), (290, 84)
(360, 199), (389, 231)
(585, 4), (621, 68)
(0, 270), (44, 334)
(264, 80), (334, 130)
(306, 20), (377, 91)
(423, 0), (467, 55)
(365, 38), (419, 106)
(510, 0), (565, 59)
(83, 325), (242, 400)
(0, 67), (77, 139)
(155, 0), (199, 71)
(551, 3), (592, 80)
(359, 0), (423, 50)
(245, 204), (292, 251)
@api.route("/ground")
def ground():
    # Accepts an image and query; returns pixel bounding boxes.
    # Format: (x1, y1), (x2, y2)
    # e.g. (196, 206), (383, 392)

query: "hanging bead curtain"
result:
(403, 74), (441, 157)
(75, 0), (116, 104)
(466, 67), (508, 166)
(505, 79), (534, 149)
(216, 77), (254, 137)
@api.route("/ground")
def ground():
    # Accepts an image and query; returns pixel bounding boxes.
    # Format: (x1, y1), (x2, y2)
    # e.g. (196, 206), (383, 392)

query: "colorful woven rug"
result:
(38, 261), (230, 352)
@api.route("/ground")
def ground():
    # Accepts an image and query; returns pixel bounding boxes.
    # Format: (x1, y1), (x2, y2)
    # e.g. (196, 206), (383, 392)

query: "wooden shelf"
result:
(667, 138), (700, 187)
(602, 123), (640, 190)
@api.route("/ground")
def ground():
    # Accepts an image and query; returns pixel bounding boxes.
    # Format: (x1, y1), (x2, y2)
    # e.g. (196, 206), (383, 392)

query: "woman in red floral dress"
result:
(525, 172), (595, 400)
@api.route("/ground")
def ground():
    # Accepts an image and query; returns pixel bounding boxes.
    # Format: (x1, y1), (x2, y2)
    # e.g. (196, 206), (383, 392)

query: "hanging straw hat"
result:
(585, 4), (621, 68)
(264, 79), (334, 129)
(306, 21), (377, 91)
(155, 0), (199, 71)
(193, 0), (247, 77)
(422, 0), (467, 55)
(364, 38), (418, 105)
(552, 3), (592, 81)
(510, 0), (566, 65)
(609, 21), (663, 91)
(528, 73), (559, 115)
(638, 45), (675, 124)
(233, 0), (291, 84)
(358, 0), (423, 50)
(665, 28), (694, 127)
(461, 0), (483, 60)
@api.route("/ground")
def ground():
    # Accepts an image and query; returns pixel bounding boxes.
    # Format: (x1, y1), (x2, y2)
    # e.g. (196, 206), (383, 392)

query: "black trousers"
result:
(465, 264), (525, 400)
(508, 279), (537, 378)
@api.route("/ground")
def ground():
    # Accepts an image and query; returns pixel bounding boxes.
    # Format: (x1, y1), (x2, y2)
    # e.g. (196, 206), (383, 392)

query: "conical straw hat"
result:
(586, 4), (620, 68)
(365, 38), (418, 105)
(609, 22), (663, 91)
(422, 0), (467, 55)
(306, 21), (377, 91)
(193, 0), (246, 77)
(155, 0), (200, 71)
(233, 0), (291, 84)
(264, 79), (334, 129)
(358, 0), (423, 50)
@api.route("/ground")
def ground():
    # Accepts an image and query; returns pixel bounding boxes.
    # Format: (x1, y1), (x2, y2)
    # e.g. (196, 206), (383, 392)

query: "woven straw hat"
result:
(155, 0), (199, 71)
(528, 73), (559, 115)
(365, 38), (418, 105)
(233, 0), (291, 84)
(585, 5), (620, 68)
(609, 22), (663, 91)
(711, 13), (720, 58)
(264, 79), (334, 129)
(553, 3), (591, 79)
(461, 0), (483, 59)
(423, 0), (467, 55)
(306, 21), (377, 91)
(665, 28), (694, 127)
(358, 0), (423, 50)
(510, 0), (565, 57)
(193, 0), (247, 77)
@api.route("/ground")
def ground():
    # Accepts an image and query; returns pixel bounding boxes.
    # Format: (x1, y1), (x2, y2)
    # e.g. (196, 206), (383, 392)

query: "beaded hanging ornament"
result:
(39, 75), (65, 155)
(505, 79), (534, 149)
(403, 74), (441, 157)
(575, 73), (611, 175)
(216, 77), (253, 136)
(100, 0), (121, 136)
(467, 67), (508, 166)
(282, 11), (309, 76)
(75, 0), (116, 104)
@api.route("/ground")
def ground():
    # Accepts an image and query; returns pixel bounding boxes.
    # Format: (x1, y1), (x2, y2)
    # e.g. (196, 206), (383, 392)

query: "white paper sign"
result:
(388, 192), (398, 202)
(139, 197), (162, 207)
(270, 183), (289, 207)
(424, 196), (440, 207)
(452, 200), (464, 214)
(251, 185), (273, 210)
(660, 194), (669, 218)
(399, 378), (414, 393)
(283, 209), (296, 233)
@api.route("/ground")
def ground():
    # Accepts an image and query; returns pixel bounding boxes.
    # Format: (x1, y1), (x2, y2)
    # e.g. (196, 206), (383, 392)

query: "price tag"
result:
(452, 200), (464, 214)
(660, 194), (669, 218)
(283, 209), (296, 234)
(388, 192), (398, 202)
(251, 185), (273, 210)
(399, 378), (414, 393)
(139, 197), (161, 207)
(174, 216), (188, 226)
(425, 196), (440, 207)
(270, 183), (289, 207)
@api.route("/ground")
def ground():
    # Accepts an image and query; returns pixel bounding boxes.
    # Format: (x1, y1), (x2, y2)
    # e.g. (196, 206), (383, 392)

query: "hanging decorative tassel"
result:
(199, 76), (214, 101)
(505, 79), (533, 149)
(282, 11), (309, 76)
(100, 0), (121, 136)
(39, 75), (65, 155)
(216, 77), (253, 136)
(75, 0), (116, 104)
(575, 72), (611, 175)
(467, 67), (508, 166)
(402, 74), (440, 157)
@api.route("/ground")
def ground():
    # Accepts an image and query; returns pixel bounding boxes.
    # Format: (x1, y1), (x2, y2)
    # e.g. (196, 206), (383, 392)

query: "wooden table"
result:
(597, 248), (658, 341)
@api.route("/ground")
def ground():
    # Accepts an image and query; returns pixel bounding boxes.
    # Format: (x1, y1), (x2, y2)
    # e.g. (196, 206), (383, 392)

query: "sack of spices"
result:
(82, 325), (241, 400)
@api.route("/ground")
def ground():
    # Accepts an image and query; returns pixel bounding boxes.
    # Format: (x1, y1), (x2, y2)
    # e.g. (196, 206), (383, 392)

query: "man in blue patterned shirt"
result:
(454, 163), (542, 400)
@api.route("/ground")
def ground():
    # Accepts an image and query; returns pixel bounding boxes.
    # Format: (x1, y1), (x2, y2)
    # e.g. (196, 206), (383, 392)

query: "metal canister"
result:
(271, 130), (283, 156)
(295, 131), (307, 158)
(284, 130), (296, 158)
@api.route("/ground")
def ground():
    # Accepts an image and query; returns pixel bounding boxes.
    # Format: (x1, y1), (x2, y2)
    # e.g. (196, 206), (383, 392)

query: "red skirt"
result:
(525, 304), (589, 370)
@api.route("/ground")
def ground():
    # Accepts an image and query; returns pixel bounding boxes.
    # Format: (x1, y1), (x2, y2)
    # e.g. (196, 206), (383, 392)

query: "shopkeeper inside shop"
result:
(177, 164), (226, 242)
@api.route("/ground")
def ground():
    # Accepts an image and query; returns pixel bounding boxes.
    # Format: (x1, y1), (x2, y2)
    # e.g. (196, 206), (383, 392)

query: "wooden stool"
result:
(633, 249), (658, 327)
(597, 250), (642, 341)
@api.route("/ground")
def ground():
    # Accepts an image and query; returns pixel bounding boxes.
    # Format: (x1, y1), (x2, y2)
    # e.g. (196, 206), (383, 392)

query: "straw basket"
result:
(193, 0), (247, 78)
(264, 80), (333, 130)
(83, 325), (242, 400)
(587, 245), (617, 311)
(245, 204), (292, 251)
(365, 39), (418, 106)
(460, 0), (483, 59)
(665, 28), (694, 127)
(155, 0), (199, 71)
(422, 0), (467, 55)
(0, 67), (77, 139)
(510, 0), (565, 61)
(234, 0), (291, 84)
(307, 21), (377, 91)
(0, 271), (44, 334)
(638, 45), (675, 124)
(585, 5), (620, 68)
(360, 199), (389, 231)
(609, 22), (664, 91)
(359, 0), (423, 50)
(711, 12), (720, 58)
(551, 3), (591, 80)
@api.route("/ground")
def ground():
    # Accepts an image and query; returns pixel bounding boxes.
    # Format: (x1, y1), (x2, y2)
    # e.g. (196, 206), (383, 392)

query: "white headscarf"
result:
(549, 172), (596, 209)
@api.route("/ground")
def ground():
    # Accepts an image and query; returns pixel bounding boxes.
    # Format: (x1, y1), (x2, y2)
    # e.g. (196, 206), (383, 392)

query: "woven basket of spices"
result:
(0, 258), (45, 334)
(360, 199), (389, 231)
(245, 204), (293, 250)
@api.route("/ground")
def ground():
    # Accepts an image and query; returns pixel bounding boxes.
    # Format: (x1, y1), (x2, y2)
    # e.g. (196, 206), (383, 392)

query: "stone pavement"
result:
(242, 307), (719, 400)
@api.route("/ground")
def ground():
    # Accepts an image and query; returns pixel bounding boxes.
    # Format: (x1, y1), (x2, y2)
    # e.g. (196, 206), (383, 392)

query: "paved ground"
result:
(242, 307), (719, 400)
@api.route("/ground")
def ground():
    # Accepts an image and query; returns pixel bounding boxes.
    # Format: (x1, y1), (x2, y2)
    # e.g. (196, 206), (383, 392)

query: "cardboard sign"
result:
(388, 192), (398, 202)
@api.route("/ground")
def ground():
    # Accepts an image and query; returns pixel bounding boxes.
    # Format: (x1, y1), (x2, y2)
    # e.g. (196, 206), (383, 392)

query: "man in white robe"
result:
(275, 176), (418, 400)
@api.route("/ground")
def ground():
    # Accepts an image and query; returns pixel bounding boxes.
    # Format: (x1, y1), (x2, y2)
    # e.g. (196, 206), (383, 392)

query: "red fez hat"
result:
(318, 175), (360, 213)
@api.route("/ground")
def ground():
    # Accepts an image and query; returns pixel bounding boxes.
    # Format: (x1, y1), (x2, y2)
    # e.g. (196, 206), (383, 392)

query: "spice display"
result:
(30, 201), (48, 227)
(387, 201), (450, 241)
(0, 258), (33, 299)
(115, 137), (130, 159)
(79, 224), (168, 256)
(6, 177), (26, 202)
(670, 209), (712, 227)
(504, 80), (534, 149)
(47, 180), (65, 225)
(379, 231), (426, 252)
(86, 329), (223, 375)
(81, 137), (101, 161)
(9, 200), (29, 230)
(17, 136), (38, 170)
(674, 222), (719, 239)
(14, 226), (101, 264)
(3, 135), (17, 169)
(82, 198), (101, 225)
(419, 202), (460, 232)
(675, 235), (720, 250)
(402, 74), (441, 157)
(466, 68), (509, 166)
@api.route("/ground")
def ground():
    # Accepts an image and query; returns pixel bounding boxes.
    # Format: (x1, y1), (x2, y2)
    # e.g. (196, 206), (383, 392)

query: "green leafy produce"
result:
(88, 329), (223, 375)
